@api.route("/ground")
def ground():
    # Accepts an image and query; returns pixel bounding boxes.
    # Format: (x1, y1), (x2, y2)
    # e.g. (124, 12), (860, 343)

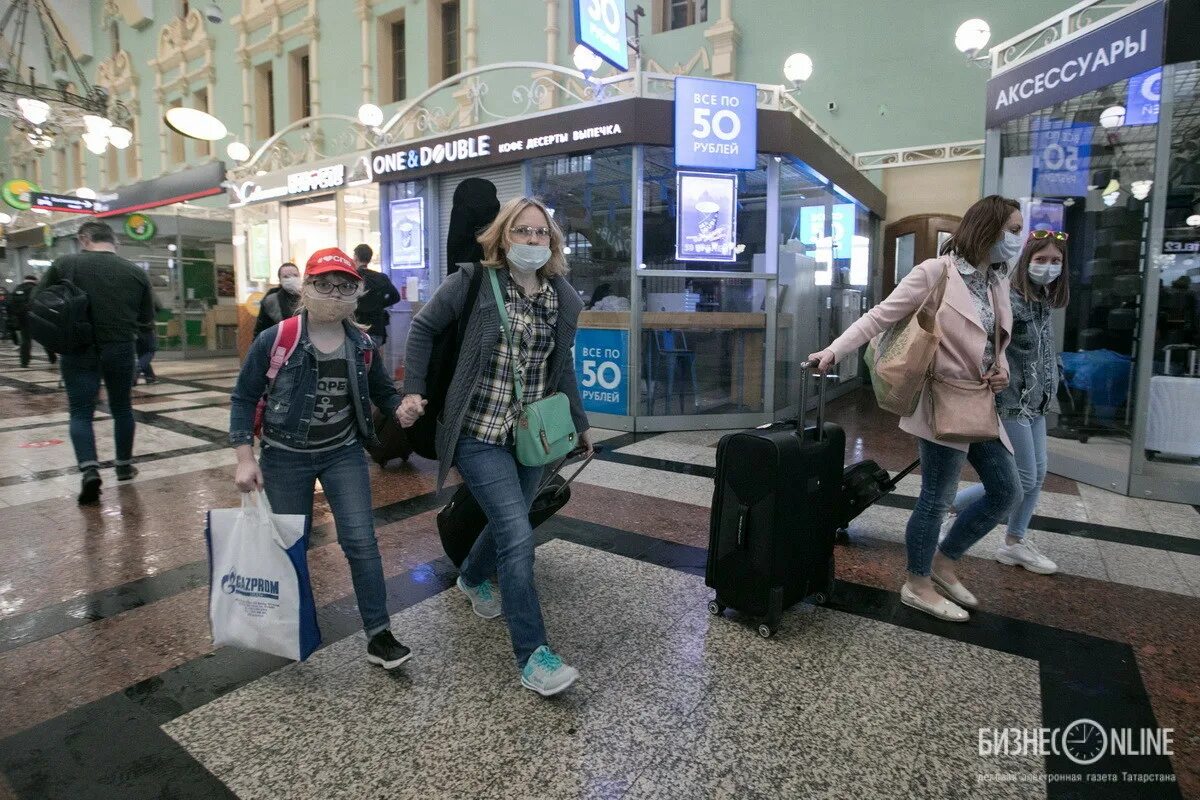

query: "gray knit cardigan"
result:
(403, 263), (589, 489)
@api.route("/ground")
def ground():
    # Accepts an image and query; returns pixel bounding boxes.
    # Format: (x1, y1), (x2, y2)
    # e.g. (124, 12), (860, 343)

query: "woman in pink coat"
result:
(810, 195), (1023, 622)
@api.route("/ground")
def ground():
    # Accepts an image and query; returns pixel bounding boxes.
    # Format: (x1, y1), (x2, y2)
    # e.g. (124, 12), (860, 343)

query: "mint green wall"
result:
(3, 0), (1079, 193)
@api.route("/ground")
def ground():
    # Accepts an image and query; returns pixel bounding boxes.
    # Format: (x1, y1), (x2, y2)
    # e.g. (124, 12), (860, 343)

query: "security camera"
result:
(826, 101), (838, 113)
(204, 3), (224, 24)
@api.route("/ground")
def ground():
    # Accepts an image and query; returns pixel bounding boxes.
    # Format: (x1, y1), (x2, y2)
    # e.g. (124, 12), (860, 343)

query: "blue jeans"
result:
(454, 435), (546, 668)
(906, 436), (1021, 576)
(60, 341), (136, 471)
(260, 440), (390, 636)
(954, 416), (1047, 540)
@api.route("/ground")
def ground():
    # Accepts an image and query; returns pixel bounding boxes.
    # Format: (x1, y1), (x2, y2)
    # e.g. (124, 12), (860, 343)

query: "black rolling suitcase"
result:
(835, 457), (920, 539)
(706, 365), (844, 638)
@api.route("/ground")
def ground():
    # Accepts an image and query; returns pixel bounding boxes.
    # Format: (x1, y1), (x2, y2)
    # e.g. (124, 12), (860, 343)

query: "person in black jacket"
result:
(352, 244), (400, 348)
(445, 178), (499, 275)
(39, 221), (155, 505)
(10, 274), (57, 367)
(253, 262), (302, 339)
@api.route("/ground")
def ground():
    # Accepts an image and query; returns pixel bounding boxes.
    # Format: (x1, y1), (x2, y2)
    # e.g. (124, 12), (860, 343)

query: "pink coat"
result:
(828, 255), (1013, 454)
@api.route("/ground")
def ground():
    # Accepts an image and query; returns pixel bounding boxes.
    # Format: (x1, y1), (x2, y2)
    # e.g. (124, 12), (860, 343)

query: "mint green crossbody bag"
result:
(487, 268), (577, 466)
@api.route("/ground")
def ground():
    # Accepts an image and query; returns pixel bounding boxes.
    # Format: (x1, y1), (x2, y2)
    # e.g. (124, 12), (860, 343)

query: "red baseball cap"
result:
(304, 247), (360, 279)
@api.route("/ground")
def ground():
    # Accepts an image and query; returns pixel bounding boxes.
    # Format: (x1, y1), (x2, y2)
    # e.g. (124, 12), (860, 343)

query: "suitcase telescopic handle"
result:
(798, 360), (831, 440)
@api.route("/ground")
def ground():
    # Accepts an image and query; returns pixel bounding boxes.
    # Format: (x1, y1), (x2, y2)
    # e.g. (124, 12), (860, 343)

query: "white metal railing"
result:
(228, 61), (862, 181)
(988, 0), (1156, 77)
(855, 140), (986, 170)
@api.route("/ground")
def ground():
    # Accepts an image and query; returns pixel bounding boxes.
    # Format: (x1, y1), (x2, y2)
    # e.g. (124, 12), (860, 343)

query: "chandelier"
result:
(0, 0), (133, 153)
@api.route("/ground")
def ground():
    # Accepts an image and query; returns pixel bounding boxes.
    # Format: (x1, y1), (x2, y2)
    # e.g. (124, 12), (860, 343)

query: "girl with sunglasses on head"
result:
(398, 197), (591, 697)
(951, 230), (1070, 575)
(230, 247), (413, 672)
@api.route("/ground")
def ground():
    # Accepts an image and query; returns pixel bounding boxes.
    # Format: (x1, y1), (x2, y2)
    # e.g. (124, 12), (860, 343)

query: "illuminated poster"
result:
(798, 203), (855, 254)
(1031, 120), (1092, 197)
(1125, 67), (1161, 126)
(675, 171), (737, 263)
(389, 197), (425, 269)
(249, 223), (270, 281)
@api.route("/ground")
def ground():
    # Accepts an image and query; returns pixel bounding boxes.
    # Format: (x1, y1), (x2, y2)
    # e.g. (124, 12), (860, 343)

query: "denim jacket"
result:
(996, 288), (1058, 419)
(229, 312), (402, 448)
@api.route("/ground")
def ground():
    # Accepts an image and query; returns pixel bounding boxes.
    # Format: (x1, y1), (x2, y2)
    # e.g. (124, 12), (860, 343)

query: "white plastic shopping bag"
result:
(206, 491), (321, 661)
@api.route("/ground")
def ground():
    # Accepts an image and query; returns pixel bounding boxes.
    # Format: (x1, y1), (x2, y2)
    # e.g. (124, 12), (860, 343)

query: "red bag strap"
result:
(265, 315), (303, 384)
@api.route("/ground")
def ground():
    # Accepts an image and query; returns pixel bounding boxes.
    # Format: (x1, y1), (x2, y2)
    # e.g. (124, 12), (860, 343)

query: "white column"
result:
(545, 0), (559, 63)
(465, 0), (478, 70)
(358, 0), (372, 104)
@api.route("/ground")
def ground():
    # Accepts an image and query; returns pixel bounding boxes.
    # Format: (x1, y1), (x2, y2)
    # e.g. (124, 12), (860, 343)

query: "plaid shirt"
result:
(462, 270), (558, 445)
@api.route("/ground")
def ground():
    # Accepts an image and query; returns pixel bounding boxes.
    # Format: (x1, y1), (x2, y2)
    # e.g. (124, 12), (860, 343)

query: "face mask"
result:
(506, 243), (551, 274)
(1027, 261), (1062, 286)
(280, 276), (302, 293)
(988, 231), (1023, 265)
(302, 286), (359, 323)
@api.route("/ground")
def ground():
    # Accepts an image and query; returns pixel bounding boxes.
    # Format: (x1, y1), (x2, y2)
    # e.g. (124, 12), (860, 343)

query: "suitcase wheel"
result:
(835, 527), (850, 545)
(707, 600), (726, 617)
(757, 624), (775, 639)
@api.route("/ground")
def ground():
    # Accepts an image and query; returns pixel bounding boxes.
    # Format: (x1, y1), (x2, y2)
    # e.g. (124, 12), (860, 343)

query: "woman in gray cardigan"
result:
(398, 197), (591, 697)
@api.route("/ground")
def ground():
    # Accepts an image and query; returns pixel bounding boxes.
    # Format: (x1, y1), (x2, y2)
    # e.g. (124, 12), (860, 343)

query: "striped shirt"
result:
(462, 269), (558, 445)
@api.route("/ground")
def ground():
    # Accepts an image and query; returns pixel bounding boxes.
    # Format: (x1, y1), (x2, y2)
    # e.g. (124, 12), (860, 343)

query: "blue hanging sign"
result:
(985, 1), (1166, 128)
(676, 171), (738, 263)
(1125, 67), (1161, 125)
(573, 0), (629, 71)
(575, 328), (629, 415)
(1031, 120), (1093, 197)
(674, 76), (758, 171)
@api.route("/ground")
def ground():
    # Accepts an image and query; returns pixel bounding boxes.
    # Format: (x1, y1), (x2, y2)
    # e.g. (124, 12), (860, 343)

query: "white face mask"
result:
(988, 231), (1023, 265)
(280, 276), (302, 293)
(1027, 260), (1062, 286)
(507, 243), (551, 275)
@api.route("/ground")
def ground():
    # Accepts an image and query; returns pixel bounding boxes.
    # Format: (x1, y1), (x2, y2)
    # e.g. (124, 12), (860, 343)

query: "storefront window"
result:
(286, 194), (339, 263)
(1144, 61), (1200, 466)
(529, 147), (633, 311)
(641, 146), (769, 273)
(776, 157), (837, 412)
(997, 71), (1161, 488)
(342, 185), (381, 265)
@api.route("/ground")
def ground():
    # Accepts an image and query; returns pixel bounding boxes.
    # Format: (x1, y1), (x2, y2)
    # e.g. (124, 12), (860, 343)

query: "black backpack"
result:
(8, 282), (34, 315)
(28, 275), (93, 354)
(405, 263), (483, 460)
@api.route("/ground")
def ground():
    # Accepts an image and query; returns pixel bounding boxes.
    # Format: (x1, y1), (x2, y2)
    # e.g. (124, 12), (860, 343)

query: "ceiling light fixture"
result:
(1100, 105), (1126, 129)
(2, 1), (135, 153)
(164, 106), (228, 141)
(955, 19), (991, 65)
(357, 103), (383, 128)
(783, 53), (814, 93)
(226, 141), (251, 162)
(1187, 214), (1200, 227)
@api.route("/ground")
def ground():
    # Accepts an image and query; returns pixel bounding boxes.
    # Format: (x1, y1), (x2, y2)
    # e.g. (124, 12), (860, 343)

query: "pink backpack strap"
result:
(266, 315), (303, 384)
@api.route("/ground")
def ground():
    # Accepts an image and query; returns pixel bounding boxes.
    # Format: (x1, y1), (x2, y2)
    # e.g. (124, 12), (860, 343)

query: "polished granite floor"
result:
(0, 345), (1195, 799)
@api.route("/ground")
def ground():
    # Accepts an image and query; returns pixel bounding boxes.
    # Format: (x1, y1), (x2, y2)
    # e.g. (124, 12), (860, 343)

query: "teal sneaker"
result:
(520, 645), (579, 697)
(457, 576), (501, 619)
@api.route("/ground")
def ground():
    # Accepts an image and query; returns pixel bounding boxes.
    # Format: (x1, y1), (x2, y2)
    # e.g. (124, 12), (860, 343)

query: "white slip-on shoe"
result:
(931, 572), (979, 609)
(900, 583), (970, 622)
(996, 540), (1058, 575)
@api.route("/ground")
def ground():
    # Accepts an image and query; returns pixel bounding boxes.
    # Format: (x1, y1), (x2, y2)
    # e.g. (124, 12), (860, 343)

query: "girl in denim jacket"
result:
(955, 232), (1070, 575)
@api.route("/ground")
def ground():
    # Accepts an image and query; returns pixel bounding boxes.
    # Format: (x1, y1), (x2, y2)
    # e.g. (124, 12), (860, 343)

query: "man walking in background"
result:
(40, 221), (155, 505)
(10, 274), (57, 368)
(352, 244), (400, 349)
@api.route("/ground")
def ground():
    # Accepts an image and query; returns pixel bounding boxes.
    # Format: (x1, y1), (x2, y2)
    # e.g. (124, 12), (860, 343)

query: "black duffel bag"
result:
(437, 447), (598, 568)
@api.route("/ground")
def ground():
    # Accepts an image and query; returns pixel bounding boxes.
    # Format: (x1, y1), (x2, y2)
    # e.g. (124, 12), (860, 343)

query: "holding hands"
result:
(396, 394), (427, 428)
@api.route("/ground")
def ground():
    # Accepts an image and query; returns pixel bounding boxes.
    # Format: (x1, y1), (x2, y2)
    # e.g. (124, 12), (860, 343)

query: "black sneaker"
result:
(116, 464), (139, 481)
(78, 471), (102, 505)
(366, 630), (412, 670)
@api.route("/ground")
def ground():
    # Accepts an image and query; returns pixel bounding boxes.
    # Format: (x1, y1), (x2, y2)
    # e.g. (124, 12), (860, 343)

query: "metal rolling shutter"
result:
(436, 164), (526, 279)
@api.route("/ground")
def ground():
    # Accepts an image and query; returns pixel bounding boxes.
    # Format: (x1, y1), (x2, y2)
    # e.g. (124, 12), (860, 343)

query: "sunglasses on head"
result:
(1029, 230), (1069, 241)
